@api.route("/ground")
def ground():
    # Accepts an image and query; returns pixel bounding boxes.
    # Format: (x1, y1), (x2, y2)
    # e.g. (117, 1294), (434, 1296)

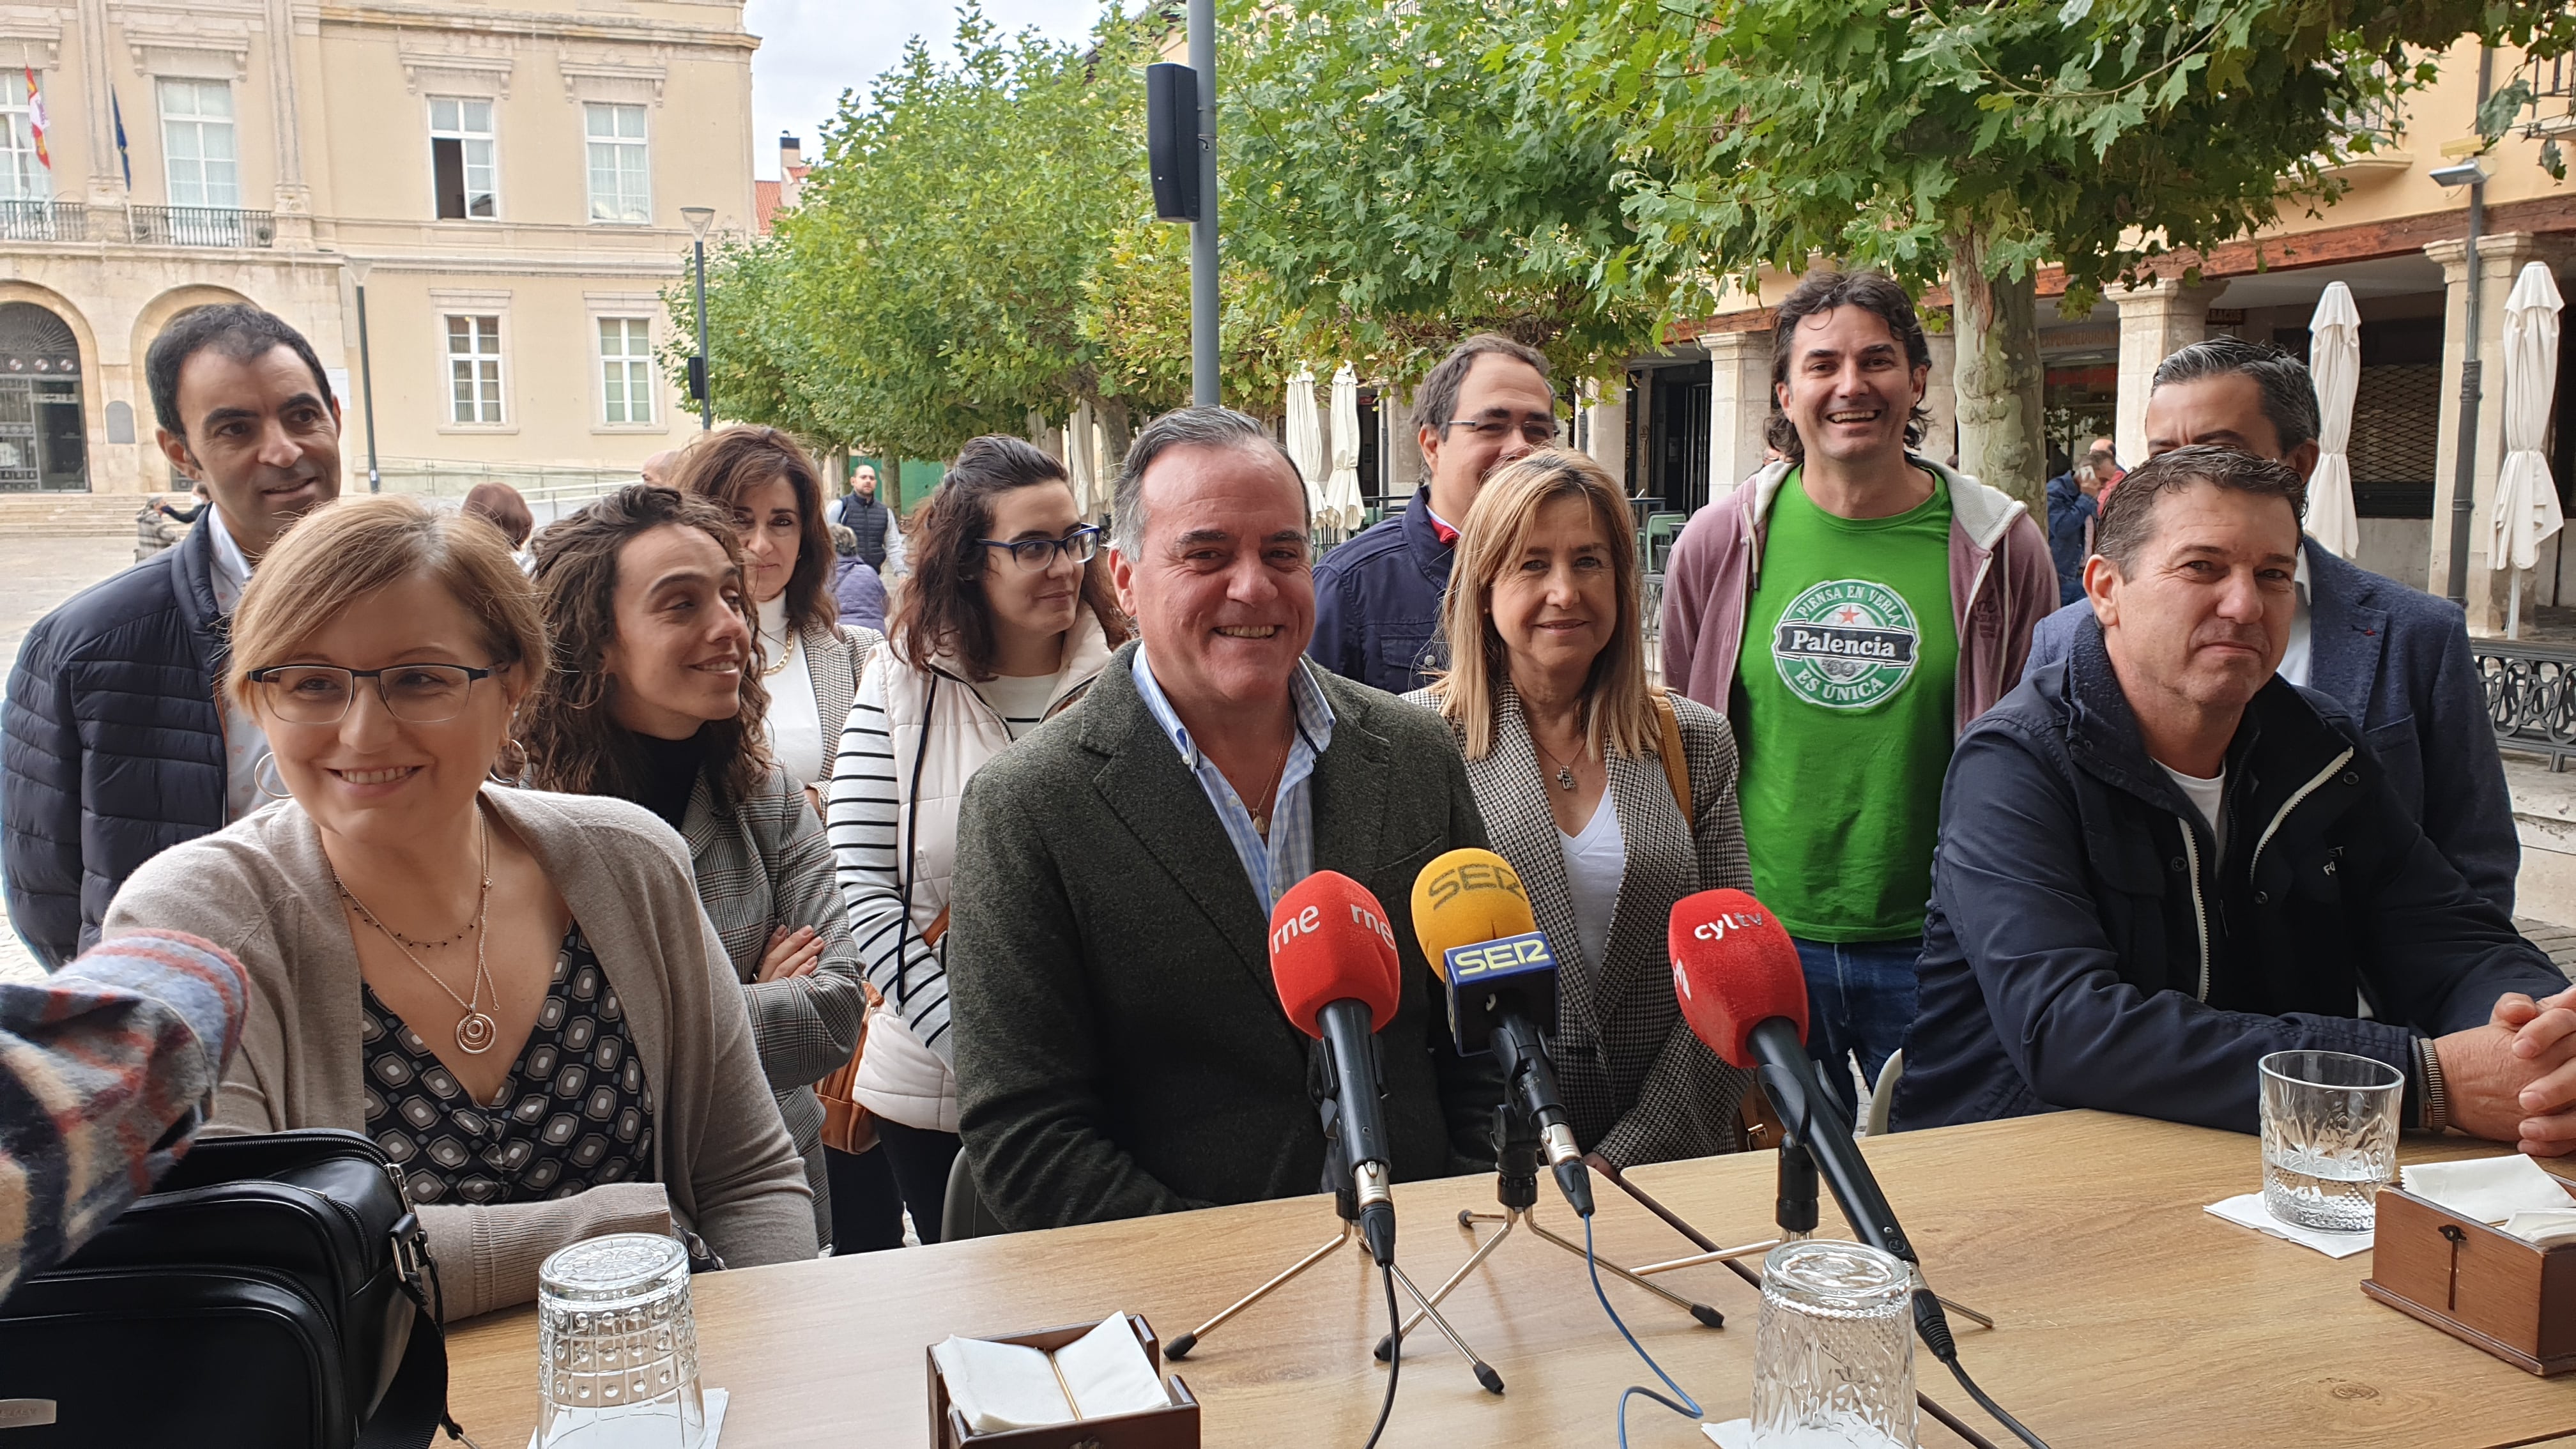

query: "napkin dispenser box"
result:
(926, 1314), (1201, 1449)
(2361, 1188), (2576, 1376)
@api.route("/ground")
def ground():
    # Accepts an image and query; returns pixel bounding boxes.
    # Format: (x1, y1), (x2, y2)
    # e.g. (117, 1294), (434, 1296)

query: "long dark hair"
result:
(515, 484), (773, 809)
(893, 435), (1130, 681)
(672, 425), (838, 634)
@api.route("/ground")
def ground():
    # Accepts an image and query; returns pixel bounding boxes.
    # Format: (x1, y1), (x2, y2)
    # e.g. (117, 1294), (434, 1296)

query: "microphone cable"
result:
(1913, 1289), (2052, 1449)
(1583, 1215), (1703, 1449)
(1362, 1262), (1400, 1449)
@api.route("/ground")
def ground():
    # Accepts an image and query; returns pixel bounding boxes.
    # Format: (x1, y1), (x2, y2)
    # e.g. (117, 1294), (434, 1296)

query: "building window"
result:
(598, 317), (653, 425)
(0, 72), (49, 203)
(446, 314), (504, 424)
(158, 79), (238, 209)
(429, 96), (496, 220)
(585, 103), (649, 224)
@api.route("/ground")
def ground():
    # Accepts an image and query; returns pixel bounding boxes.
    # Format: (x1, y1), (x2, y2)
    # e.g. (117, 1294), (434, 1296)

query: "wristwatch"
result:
(2415, 1036), (2451, 1135)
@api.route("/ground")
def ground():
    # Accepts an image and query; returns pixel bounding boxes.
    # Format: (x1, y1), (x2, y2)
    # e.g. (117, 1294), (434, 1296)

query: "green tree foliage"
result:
(1223, 0), (1668, 387)
(1521, 0), (2576, 503)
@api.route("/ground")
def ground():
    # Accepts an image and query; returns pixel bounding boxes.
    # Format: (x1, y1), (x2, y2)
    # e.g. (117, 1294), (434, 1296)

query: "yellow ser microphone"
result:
(1411, 848), (1591, 1216)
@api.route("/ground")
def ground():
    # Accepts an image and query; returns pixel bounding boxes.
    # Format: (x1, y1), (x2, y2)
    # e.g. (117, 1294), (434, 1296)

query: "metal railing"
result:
(0, 200), (84, 242)
(2480, 641), (2576, 769)
(126, 205), (275, 249)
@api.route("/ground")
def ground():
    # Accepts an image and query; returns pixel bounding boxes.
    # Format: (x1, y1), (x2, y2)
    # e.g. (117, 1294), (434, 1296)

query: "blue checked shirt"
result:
(1132, 646), (1335, 916)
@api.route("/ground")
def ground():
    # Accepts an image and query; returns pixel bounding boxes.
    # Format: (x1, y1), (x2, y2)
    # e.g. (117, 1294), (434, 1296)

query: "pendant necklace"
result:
(1244, 730), (1296, 838)
(339, 806), (501, 1055)
(1533, 733), (1583, 792)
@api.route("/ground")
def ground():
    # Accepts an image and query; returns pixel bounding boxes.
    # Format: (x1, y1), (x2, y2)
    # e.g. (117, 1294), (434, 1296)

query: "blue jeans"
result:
(1791, 935), (1923, 1126)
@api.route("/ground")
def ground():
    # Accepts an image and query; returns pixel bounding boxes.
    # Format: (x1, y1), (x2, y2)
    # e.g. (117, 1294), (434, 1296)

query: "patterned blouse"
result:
(360, 923), (656, 1208)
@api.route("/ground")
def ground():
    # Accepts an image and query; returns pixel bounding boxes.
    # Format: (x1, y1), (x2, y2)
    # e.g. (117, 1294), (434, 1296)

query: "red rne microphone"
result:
(1268, 871), (1402, 1264)
(1667, 887), (1808, 1071)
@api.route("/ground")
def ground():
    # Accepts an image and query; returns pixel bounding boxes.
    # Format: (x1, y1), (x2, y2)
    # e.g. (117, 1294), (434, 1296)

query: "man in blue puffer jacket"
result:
(4, 305), (341, 966)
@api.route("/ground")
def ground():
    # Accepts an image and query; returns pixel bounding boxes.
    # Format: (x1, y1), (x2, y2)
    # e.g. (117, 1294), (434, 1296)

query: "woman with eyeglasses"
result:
(509, 484), (867, 1250)
(674, 427), (884, 809)
(102, 495), (814, 1321)
(824, 434), (1130, 1247)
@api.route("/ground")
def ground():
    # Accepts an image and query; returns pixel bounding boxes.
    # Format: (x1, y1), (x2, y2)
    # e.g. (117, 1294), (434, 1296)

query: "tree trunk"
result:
(1946, 229), (2046, 514)
(1096, 397), (1135, 482)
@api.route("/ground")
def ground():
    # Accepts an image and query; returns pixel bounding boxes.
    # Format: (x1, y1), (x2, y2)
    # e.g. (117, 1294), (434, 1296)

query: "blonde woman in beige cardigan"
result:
(102, 495), (813, 1322)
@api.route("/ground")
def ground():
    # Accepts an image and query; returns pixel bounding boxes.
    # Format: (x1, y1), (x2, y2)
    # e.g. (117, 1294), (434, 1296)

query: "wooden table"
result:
(447, 1112), (2576, 1448)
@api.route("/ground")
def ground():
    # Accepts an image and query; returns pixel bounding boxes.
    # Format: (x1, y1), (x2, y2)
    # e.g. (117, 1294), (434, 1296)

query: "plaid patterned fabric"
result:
(0, 930), (247, 1300)
(1131, 648), (1336, 916)
(1402, 682), (1756, 1169)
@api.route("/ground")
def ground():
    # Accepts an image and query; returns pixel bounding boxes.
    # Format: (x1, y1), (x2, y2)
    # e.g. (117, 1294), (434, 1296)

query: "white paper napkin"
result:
(2400, 1156), (2576, 1224)
(2501, 1209), (2576, 1246)
(1702, 1420), (1908, 1447)
(1052, 1315), (1170, 1420)
(526, 1386), (727, 1449)
(930, 1335), (1077, 1432)
(2204, 1193), (2374, 1258)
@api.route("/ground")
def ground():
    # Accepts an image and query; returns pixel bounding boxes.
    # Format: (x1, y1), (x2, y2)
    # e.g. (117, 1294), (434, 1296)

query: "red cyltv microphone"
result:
(1269, 871), (1402, 1264)
(1666, 887), (1809, 1070)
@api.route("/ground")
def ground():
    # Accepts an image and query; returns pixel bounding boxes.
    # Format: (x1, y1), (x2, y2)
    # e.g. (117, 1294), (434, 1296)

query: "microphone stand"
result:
(1374, 1103), (1724, 1365)
(1166, 1112), (1503, 1395)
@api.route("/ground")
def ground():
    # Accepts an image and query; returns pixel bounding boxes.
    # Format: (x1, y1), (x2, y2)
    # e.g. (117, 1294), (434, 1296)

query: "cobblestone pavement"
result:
(0, 533), (142, 984)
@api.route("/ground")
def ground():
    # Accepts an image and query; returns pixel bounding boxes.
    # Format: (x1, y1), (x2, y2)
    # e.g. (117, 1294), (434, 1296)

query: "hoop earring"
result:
(253, 752), (291, 802)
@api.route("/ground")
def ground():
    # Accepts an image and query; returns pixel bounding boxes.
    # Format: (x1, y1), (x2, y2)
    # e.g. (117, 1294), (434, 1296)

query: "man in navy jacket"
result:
(1308, 334), (1556, 693)
(4, 306), (341, 966)
(1896, 446), (2575, 1149)
(2026, 337), (2515, 916)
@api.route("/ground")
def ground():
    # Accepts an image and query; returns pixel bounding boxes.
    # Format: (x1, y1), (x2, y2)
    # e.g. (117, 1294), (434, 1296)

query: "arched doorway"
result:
(0, 302), (84, 490)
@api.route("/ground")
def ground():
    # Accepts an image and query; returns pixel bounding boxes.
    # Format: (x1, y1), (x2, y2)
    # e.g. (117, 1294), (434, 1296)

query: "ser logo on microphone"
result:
(1445, 931), (1554, 982)
(1418, 857), (1528, 910)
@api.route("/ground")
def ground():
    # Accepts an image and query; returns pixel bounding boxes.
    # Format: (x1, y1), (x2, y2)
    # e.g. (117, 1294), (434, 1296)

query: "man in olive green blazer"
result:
(947, 408), (1499, 1230)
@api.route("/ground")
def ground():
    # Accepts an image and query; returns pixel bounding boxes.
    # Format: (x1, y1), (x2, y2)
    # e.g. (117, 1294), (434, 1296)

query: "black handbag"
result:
(0, 1128), (470, 1448)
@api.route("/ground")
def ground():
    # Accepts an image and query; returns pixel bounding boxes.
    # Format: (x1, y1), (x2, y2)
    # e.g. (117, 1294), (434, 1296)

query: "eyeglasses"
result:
(978, 525), (1101, 572)
(245, 663), (501, 724)
(1439, 417), (1559, 445)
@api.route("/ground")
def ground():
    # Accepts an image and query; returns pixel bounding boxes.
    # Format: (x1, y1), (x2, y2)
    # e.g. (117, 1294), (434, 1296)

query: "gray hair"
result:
(1111, 405), (1302, 556)
(2150, 337), (2320, 455)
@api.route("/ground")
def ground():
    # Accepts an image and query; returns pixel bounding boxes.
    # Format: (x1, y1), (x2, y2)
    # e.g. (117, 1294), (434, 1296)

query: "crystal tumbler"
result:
(1750, 1238), (1915, 1449)
(2260, 1048), (2405, 1232)
(538, 1232), (706, 1448)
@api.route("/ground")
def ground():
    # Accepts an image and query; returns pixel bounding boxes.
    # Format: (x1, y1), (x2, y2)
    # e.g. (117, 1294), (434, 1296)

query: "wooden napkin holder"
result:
(2361, 1188), (2576, 1376)
(926, 1313), (1201, 1449)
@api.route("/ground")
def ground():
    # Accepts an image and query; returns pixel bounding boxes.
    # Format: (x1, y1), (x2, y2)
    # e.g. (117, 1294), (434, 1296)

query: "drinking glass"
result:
(2260, 1049), (2405, 1232)
(538, 1232), (706, 1448)
(1750, 1238), (1915, 1449)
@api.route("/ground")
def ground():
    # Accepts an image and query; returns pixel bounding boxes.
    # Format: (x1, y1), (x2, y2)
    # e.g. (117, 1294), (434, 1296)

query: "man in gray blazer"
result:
(948, 407), (1501, 1230)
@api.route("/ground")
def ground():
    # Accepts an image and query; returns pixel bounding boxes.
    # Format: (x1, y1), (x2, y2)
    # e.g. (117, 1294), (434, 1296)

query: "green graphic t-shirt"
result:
(1734, 468), (1959, 941)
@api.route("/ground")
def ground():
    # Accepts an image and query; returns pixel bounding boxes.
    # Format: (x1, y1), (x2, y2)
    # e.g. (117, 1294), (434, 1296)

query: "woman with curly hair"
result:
(516, 484), (865, 1248)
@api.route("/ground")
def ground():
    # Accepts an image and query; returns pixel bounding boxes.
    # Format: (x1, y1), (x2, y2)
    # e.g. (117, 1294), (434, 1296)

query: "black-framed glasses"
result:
(978, 525), (1101, 572)
(245, 663), (502, 724)
(1439, 417), (1559, 445)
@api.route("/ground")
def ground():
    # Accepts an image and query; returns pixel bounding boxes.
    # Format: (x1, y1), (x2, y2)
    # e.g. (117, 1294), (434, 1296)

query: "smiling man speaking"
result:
(1895, 447), (2576, 1151)
(943, 405), (1499, 1229)
(1660, 270), (2055, 1120)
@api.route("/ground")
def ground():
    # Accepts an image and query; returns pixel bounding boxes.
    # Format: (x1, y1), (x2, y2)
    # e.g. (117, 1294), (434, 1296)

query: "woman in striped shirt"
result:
(825, 435), (1129, 1246)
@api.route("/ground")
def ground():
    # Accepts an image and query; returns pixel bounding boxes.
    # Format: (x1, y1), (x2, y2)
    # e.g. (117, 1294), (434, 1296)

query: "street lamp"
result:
(346, 255), (381, 494)
(682, 206), (716, 431)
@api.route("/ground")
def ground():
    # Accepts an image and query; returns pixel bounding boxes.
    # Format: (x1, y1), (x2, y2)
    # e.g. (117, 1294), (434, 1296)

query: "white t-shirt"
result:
(1558, 791), (1625, 970)
(971, 673), (1059, 742)
(758, 595), (825, 790)
(2159, 762), (2227, 857)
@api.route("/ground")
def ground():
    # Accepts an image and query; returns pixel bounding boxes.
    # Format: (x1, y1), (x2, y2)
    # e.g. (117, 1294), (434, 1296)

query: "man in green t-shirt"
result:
(1660, 272), (2058, 1121)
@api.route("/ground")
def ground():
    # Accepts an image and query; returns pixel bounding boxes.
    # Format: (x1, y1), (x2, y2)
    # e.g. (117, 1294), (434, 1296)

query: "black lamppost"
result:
(347, 255), (381, 493)
(682, 206), (716, 431)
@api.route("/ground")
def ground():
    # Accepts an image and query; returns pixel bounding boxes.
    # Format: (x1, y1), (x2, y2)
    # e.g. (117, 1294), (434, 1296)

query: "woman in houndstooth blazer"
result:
(1404, 449), (1754, 1169)
(516, 485), (866, 1249)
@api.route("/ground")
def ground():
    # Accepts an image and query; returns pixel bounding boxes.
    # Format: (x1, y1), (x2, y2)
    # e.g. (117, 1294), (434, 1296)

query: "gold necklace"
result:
(338, 807), (501, 1055)
(760, 626), (797, 678)
(1245, 730), (1296, 837)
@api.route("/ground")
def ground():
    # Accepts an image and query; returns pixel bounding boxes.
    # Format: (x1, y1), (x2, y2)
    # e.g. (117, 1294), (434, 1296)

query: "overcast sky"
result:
(745, 1), (1114, 179)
